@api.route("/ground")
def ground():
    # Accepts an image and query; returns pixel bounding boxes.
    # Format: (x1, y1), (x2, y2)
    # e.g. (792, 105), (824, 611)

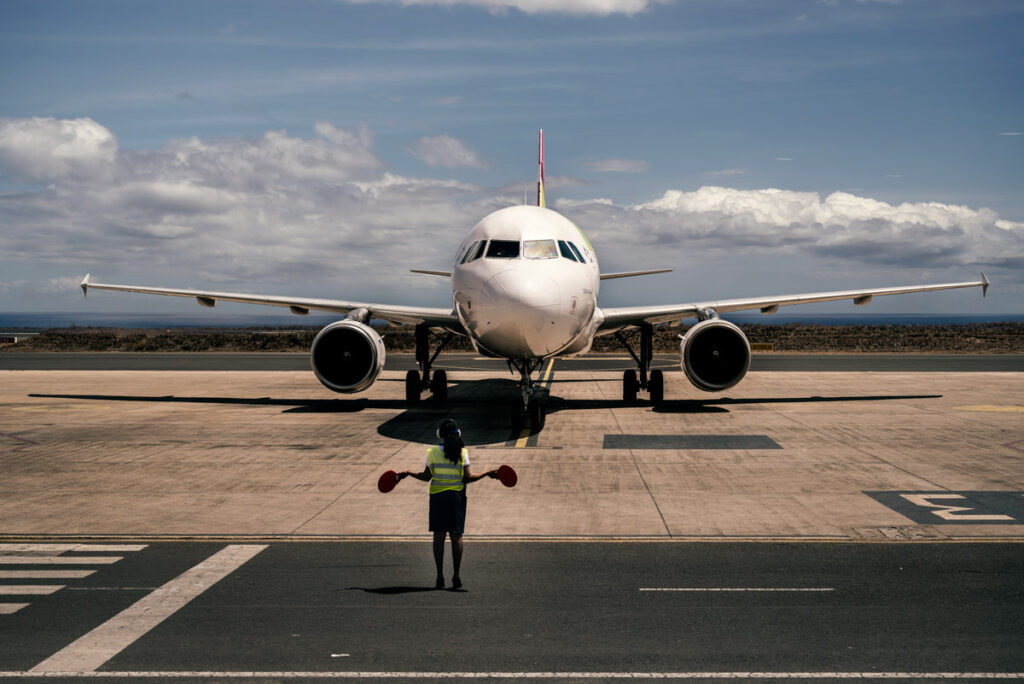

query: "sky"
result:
(0, 0), (1021, 318)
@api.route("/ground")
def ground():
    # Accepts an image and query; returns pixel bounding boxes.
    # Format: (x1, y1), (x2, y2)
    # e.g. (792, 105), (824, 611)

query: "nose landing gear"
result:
(615, 322), (665, 404)
(405, 324), (454, 404)
(511, 358), (547, 430)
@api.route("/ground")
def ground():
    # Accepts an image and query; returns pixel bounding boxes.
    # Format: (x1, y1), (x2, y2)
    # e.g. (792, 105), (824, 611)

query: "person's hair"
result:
(438, 419), (463, 463)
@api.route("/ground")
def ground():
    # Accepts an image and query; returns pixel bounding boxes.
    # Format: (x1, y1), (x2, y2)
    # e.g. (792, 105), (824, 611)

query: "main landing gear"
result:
(511, 358), (547, 430)
(614, 322), (664, 404)
(405, 324), (455, 405)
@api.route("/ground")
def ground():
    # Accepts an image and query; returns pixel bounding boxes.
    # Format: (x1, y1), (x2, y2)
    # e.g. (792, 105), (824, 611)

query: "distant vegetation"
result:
(3, 322), (1022, 353)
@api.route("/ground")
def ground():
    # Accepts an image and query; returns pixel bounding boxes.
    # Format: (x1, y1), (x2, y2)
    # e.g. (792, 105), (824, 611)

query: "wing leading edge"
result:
(596, 273), (989, 334)
(79, 275), (463, 331)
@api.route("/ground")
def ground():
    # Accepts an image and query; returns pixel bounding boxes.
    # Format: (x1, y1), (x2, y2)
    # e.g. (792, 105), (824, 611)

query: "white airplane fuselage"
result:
(451, 205), (601, 360)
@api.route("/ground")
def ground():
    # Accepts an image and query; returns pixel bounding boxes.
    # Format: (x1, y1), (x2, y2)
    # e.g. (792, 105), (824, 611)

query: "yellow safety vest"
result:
(427, 446), (466, 494)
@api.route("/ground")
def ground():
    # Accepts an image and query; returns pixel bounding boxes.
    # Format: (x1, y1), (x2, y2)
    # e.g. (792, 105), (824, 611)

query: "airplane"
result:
(80, 130), (989, 428)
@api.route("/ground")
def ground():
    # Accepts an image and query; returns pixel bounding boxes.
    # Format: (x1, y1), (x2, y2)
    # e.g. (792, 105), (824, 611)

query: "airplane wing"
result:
(79, 275), (463, 331)
(596, 273), (989, 334)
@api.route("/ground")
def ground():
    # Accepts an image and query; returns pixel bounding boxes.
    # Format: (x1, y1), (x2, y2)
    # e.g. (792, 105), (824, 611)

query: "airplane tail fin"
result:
(537, 129), (545, 208)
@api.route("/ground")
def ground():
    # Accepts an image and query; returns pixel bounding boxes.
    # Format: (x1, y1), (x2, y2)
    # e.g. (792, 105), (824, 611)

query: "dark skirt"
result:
(429, 489), (467, 535)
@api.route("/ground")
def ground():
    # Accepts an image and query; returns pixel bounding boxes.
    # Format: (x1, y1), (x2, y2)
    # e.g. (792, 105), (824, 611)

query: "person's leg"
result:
(433, 531), (446, 588)
(451, 533), (463, 589)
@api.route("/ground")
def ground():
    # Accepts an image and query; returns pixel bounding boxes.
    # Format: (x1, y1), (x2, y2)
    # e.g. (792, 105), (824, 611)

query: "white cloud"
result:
(409, 134), (487, 168)
(586, 158), (650, 173)
(565, 187), (1024, 271)
(0, 117), (117, 182)
(1, 118), (1021, 315)
(340, 0), (653, 16)
(1000, 132), (1022, 137)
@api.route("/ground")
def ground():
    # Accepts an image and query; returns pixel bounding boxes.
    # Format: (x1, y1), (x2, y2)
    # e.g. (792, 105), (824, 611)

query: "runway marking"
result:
(0, 556), (123, 565)
(0, 544), (146, 553)
(0, 571), (95, 579)
(30, 544), (266, 673)
(604, 434), (782, 450)
(2, 671), (1022, 679)
(0, 585), (64, 595)
(0, 544), (146, 614)
(640, 587), (834, 592)
(0, 604), (29, 615)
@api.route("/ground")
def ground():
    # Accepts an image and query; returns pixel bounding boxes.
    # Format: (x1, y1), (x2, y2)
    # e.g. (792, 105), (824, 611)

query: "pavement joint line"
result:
(2, 672), (1024, 679)
(29, 544), (267, 673)
(1, 535), (1024, 543)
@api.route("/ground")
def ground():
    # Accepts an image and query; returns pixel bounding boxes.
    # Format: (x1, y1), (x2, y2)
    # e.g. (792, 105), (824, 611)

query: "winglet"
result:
(80, 273), (90, 298)
(537, 129), (545, 208)
(981, 271), (989, 297)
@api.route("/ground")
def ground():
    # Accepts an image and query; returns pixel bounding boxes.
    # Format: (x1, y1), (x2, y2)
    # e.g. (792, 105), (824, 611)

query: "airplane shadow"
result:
(28, 387), (943, 444)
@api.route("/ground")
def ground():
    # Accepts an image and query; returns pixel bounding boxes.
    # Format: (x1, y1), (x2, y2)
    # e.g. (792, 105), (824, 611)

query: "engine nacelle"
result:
(679, 319), (751, 392)
(310, 320), (386, 393)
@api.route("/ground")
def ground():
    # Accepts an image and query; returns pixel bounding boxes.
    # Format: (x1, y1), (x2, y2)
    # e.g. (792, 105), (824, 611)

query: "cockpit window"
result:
(558, 240), (578, 262)
(486, 240), (520, 259)
(568, 242), (586, 263)
(460, 241), (479, 264)
(524, 239), (558, 260)
(462, 240), (487, 263)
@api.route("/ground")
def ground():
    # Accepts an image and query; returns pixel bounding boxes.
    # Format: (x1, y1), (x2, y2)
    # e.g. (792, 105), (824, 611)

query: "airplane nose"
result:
(487, 270), (560, 308)
(475, 270), (566, 357)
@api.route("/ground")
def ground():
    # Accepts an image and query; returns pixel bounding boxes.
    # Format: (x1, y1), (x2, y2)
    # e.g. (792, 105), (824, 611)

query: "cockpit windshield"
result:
(486, 240), (520, 259)
(523, 239), (558, 260)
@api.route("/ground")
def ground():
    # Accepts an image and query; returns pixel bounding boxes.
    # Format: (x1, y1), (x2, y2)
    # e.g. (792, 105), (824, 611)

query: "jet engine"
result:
(310, 320), (386, 393)
(679, 319), (751, 392)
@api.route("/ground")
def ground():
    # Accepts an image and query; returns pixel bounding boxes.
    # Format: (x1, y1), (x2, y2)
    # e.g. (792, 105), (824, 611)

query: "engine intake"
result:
(679, 319), (750, 392)
(310, 320), (386, 393)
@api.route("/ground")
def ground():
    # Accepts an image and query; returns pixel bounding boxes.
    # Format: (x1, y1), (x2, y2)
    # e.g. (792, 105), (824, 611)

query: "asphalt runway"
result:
(1, 541), (1021, 679)
(1, 351), (1023, 372)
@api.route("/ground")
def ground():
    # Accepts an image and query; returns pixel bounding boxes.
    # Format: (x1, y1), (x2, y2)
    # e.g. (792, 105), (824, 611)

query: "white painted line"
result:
(640, 587), (834, 592)
(0, 585), (63, 595)
(0, 556), (122, 565)
(0, 544), (146, 553)
(1, 671), (1023, 679)
(0, 604), (29, 615)
(0, 571), (95, 579)
(30, 544), (266, 673)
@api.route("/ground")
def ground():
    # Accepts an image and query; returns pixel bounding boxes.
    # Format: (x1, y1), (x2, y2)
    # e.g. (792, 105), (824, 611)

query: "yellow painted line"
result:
(954, 405), (1024, 412)
(513, 428), (531, 449)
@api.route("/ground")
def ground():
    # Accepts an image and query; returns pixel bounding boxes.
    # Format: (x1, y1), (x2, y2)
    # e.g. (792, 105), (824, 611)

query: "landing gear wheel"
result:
(623, 369), (638, 403)
(405, 369), (421, 404)
(648, 369), (664, 404)
(527, 396), (545, 431)
(430, 369), (448, 402)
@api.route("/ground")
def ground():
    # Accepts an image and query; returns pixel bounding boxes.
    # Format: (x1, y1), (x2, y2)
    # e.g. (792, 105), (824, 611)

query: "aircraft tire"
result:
(528, 396), (545, 431)
(405, 370), (421, 404)
(430, 369), (448, 401)
(649, 369), (664, 404)
(623, 369), (638, 403)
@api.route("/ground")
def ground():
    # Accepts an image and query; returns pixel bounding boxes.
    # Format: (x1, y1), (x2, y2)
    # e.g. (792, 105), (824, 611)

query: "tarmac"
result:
(1, 358), (1022, 541)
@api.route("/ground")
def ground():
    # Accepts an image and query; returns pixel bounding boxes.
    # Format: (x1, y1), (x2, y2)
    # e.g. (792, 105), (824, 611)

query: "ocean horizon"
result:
(1, 311), (1022, 332)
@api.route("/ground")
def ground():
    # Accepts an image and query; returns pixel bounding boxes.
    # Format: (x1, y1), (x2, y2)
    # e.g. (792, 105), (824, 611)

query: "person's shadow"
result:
(350, 586), (467, 594)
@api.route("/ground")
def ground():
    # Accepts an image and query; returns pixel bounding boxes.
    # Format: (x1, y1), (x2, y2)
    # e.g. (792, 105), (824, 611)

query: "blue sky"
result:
(1, 0), (1021, 315)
